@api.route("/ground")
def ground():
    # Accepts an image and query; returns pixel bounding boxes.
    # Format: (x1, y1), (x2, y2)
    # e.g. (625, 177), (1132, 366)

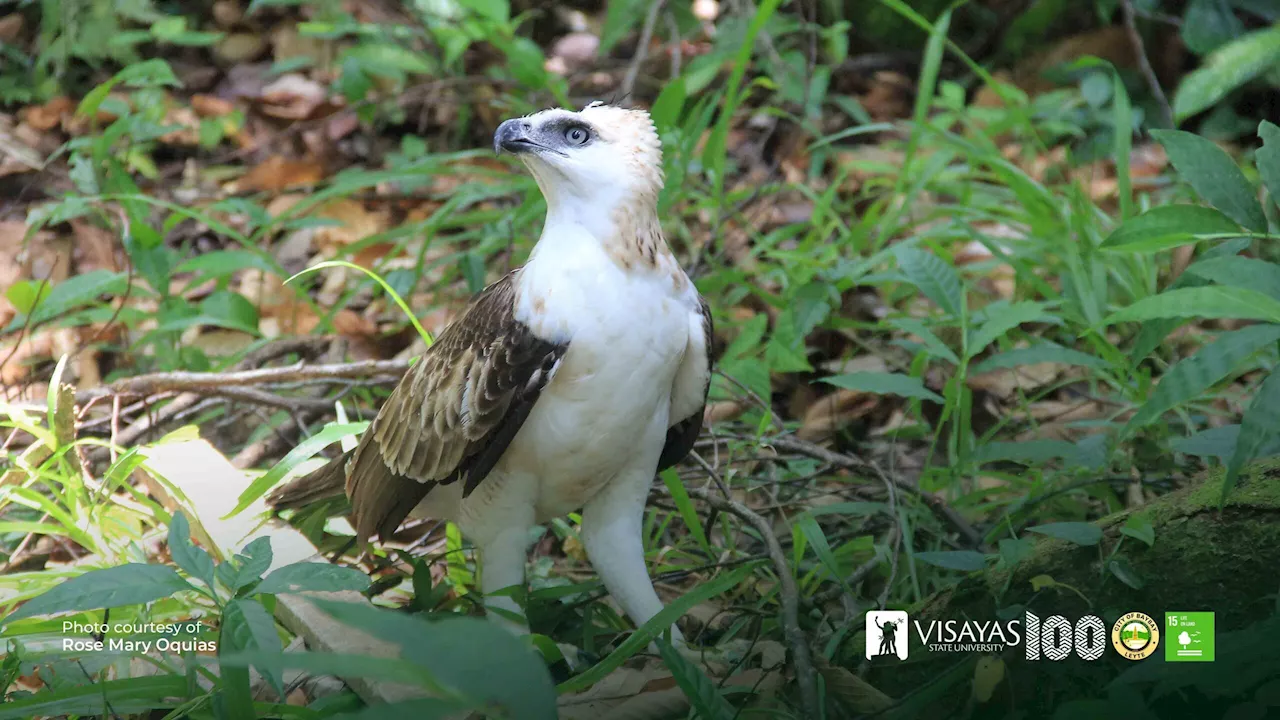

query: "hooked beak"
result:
(495, 119), (538, 154)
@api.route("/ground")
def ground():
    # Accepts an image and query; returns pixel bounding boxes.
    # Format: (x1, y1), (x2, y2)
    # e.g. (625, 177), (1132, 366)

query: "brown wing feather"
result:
(658, 295), (714, 471)
(344, 271), (567, 542)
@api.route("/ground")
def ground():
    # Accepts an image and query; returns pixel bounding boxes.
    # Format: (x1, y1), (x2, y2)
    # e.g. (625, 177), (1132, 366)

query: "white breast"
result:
(503, 224), (697, 519)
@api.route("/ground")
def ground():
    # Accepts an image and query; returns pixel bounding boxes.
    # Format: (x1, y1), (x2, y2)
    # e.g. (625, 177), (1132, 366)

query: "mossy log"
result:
(856, 460), (1280, 719)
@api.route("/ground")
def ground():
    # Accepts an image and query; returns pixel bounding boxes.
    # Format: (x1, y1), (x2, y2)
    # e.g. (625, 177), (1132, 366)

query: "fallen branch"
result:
(76, 359), (409, 402)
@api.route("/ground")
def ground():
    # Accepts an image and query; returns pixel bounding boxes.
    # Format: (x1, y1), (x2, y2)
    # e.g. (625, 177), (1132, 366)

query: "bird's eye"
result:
(564, 126), (590, 145)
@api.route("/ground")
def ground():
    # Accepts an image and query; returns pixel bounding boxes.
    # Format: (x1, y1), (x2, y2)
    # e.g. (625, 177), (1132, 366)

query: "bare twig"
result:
(621, 0), (666, 100)
(668, 485), (820, 720)
(1120, 0), (1173, 127)
(762, 435), (986, 550)
(76, 359), (409, 402)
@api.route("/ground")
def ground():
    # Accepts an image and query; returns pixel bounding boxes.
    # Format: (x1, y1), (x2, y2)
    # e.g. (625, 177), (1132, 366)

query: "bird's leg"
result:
(477, 523), (533, 634)
(580, 468), (684, 647)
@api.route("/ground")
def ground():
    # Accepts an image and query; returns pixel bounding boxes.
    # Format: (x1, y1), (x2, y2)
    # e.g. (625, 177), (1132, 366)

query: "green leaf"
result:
(25, 270), (128, 324)
(228, 421), (367, 517)
(1187, 256), (1280, 299)
(896, 246), (963, 316)
(1123, 325), (1280, 436)
(1172, 424), (1242, 461)
(599, 0), (645, 53)
(997, 538), (1035, 568)
(796, 513), (852, 595)
(1173, 26), (1280, 121)
(254, 562), (372, 596)
(972, 342), (1109, 373)
(822, 372), (944, 403)
(199, 290), (260, 333)
(345, 43), (435, 77)
(888, 317), (959, 364)
(558, 564), (755, 694)
(1107, 557), (1145, 590)
(309, 599), (558, 719)
(219, 536), (274, 592)
(1259, 120), (1280, 210)
(221, 598), (284, 699)
(0, 676), (189, 719)
(1099, 204), (1243, 253)
(1182, 0), (1244, 55)
(1150, 129), (1267, 232)
(5, 279), (51, 315)
(1222, 368), (1280, 503)
(1120, 515), (1155, 547)
(650, 77), (687, 132)
(168, 511), (216, 591)
(457, 0), (508, 24)
(1100, 286), (1280, 326)
(655, 638), (736, 720)
(1128, 237), (1252, 363)
(967, 301), (1049, 356)
(660, 468), (709, 555)
(914, 550), (987, 571)
(4, 564), (191, 623)
(1025, 522), (1102, 546)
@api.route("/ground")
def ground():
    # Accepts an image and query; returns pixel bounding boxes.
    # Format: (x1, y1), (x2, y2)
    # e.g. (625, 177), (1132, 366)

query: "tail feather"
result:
(266, 451), (351, 510)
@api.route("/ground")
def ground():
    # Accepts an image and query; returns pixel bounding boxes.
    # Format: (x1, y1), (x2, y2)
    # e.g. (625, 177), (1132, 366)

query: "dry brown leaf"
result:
(227, 155), (327, 193)
(258, 73), (330, 120)
(69, 219), (120, 273)
(799, 389), (879, 441)
(0, 14), (23, 42)
(817, 655), (895, 713)
(312, 199), (388, 255)
(22, 97), (74, 132)
(191, 94), (237, 118)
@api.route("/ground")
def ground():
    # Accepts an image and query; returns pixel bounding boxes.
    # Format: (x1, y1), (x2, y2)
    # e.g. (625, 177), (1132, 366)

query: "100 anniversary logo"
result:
(866, 609), (1166, 661)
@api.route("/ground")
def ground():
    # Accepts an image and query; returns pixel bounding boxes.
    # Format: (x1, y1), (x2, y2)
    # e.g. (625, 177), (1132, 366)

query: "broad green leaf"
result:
(1100, 286), (1280, 326)
(656, 638), (736, 720)
(822, 372), (944, 403)
(24, 270), (128, 324)
(914, 550), (987, 571)
(1025, 522), (1102, 546)
(889, 317), (959, 364)
(309, 598), (558, 719)
(1128, 237), (1252, 363)
(199, 290), (260, 334)
(1187, 256), (1280, 299)
(1174, 26), (1280, 121)
(972, 342), (1109, 373)
(1120, 515), (1155, 547)
(0, 676), (189, 719)
(1223, 368), (1280, 503)
(650, 77), (687, 132)
(5, 279), (50, 315)
(558, 564), (755, 694)
(255, 562), (371, 595)
(174, 250), (277, 280)
(228, 421), (367, 517)
(345, 43), (435, 77)
(972, 440), (1076, 465)
(599, 0), (646, 53)
(221, 598), (284, 699)
(967, 301), (1049, 356)
(168, 511), (216, 590)
(4, 564), (191, 623)
(219, 536), (274, 592)
(660, 468), (709, 555)
(1259, 120), (1280, 210)
(1151, 129), (1267, 232)
(1181, 0), (1244, 55)
(1099, 204), (1243, 253)
(896, 247), (963, 316)
(1123, 325), (1280, 436)
(456, 0), (508, 24)
(1108, 557), (1145, 590)
(1173, 424), (1242, 460)
(997, 538), (1035, 568)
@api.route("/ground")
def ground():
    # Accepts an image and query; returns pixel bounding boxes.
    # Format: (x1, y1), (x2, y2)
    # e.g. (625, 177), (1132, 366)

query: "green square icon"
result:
(1166, 612), (1215, 662)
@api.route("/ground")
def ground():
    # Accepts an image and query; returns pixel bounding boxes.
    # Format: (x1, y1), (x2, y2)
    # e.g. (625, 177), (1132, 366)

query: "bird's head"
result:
(495, 103), (663, 219)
